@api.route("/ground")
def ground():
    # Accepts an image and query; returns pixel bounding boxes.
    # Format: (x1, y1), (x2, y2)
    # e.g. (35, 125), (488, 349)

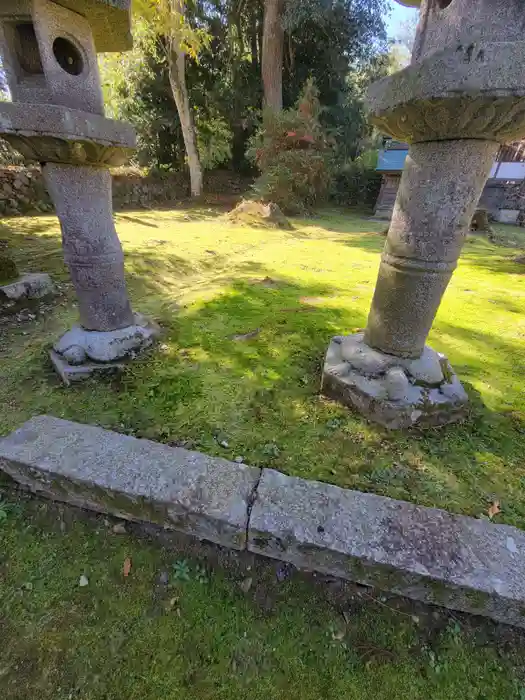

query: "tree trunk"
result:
(250, 3), (259, 73)
(168, 0), (203, 198)
(262, 0), (284, 112)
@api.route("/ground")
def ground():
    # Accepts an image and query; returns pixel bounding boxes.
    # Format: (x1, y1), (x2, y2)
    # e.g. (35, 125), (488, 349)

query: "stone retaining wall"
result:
(0, 167), (252, 216)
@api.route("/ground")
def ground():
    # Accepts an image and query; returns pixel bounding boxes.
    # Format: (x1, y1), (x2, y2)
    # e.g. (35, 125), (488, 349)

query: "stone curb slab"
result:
(248, 469), (525, 629)
(0, 416), (260, 550)
(2, 417), (525, 629)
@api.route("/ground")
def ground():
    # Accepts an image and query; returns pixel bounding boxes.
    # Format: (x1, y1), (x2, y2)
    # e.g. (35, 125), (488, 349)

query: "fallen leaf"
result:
(79, 575), (89, 587)
(488, 501), (501, 519)
(112, 522), (127, 535)
(356, 644), (397, 666)
(231, 329), (260, 342)
(123, 557), (132, 577)
(239, 577), (253, 593)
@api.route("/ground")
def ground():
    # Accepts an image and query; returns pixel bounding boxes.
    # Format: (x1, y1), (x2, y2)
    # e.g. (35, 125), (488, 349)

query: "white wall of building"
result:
(489, 162), (525, 180)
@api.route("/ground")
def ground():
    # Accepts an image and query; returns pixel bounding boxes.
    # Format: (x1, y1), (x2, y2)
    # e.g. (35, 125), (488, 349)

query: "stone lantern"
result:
(322, 0), (525, 429)
(0, 0), (158, 382)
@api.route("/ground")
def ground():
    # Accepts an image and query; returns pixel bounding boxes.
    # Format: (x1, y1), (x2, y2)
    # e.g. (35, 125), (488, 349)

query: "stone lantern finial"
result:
(0, 0), (158, 383)
(321, 0), (525, 429)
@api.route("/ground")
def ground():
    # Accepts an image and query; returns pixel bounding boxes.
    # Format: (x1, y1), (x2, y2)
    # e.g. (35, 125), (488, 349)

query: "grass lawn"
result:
(1, 493), (525, 700)
(0, 208), (524, 526)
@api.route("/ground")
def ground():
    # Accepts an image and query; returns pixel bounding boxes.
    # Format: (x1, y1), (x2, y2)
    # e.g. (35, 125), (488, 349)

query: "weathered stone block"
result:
(49, 350), (127, 386)
(321, 334), (468, 429)
(0, 273), (56, 301)
(0, 416), (261, 550)
(248, 469), (525, 629)
(53, 312), (160, 363)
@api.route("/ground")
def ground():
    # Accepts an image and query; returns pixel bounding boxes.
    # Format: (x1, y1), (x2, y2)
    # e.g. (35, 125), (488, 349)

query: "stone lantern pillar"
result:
(0, 0), (158, 382)
(322, 0), (525, 429)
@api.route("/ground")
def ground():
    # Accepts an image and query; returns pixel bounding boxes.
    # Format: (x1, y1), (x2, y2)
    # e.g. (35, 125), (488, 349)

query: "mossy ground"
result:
(1, 492), (525, 700)
(2, 208), (525, 696)
(0, 208), (524, 526)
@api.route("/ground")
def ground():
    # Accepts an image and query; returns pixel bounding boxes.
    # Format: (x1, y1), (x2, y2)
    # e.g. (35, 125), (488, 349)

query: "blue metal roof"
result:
(377, 149), (409, 172)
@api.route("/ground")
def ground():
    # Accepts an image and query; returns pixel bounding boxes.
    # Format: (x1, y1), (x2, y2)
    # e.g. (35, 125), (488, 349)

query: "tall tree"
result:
(262, 0), (284, 111)
(101, 0), (388, 171)
(168, 0), (203, 196)
(133, 0), (206, 196)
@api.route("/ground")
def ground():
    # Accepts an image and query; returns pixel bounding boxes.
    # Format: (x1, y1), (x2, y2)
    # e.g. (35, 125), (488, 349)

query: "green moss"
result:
(0, 212), (524, 526)
(1, 497), (523, 700)
(0, 253), (18, 285)
(463, 589), (488, 610)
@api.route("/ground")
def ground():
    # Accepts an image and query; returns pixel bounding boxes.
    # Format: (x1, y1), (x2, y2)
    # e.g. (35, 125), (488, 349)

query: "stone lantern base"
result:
(50, 313), (160, 385)
(321, 334), (468, 430)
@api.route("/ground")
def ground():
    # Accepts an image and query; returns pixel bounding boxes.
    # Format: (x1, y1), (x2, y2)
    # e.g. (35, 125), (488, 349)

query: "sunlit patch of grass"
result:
(0, 210), (524, 524)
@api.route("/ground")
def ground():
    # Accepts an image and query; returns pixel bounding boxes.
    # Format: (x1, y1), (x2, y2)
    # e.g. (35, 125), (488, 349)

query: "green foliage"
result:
(195, 112), (232, 170)
(172, 559), (192, 581)
(98, 0), (388, 173)
(99, 23), (186, 169)
(0, 254), (18, 285)
(332, 150), (383, 210)
(0, 498), (21, 524)
(248, 80), (332, 213)
(282, 0), (389, 162)
(0, 138), (23, 166)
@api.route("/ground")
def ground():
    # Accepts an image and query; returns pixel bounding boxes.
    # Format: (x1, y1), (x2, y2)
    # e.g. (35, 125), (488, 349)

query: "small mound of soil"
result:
(224, 200), (293, 230)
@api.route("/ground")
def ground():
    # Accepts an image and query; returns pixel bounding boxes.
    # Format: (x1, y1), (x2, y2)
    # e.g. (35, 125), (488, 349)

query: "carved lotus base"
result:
(367, 41), (525, 143)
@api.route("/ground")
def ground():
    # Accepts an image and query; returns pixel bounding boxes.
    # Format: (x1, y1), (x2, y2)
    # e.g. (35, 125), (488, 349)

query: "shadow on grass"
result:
(463, 253), (525, 276)
(110, 268), (525, 525)
(1, 214), (525, 526)
(435, 321), (525, 379)
(0, 219), (68, 281)
(117, 214), (160, 228)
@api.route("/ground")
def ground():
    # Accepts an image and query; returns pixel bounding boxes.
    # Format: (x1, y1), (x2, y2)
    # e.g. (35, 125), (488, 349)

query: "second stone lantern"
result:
(322, 0), (525, 429)
(0, 0), (158, 383)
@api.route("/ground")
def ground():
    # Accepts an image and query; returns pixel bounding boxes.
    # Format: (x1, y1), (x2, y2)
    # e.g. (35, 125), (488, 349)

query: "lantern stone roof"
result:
(0, 0), (132, 52)
(53, 0), (132, 51)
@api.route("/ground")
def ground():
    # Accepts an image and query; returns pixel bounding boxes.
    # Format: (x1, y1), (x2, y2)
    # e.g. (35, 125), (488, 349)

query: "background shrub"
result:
(247, 80), (333, 215)
(332, 150), (382, 210)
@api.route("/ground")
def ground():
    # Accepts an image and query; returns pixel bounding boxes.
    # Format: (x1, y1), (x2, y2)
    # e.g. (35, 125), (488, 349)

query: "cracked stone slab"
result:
(248, 469), (525, 629)
(0, 416), (260, 550)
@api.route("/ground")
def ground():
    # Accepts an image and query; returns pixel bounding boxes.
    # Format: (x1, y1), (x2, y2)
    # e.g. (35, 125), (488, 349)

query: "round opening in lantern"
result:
(52, 37), (84, 76)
